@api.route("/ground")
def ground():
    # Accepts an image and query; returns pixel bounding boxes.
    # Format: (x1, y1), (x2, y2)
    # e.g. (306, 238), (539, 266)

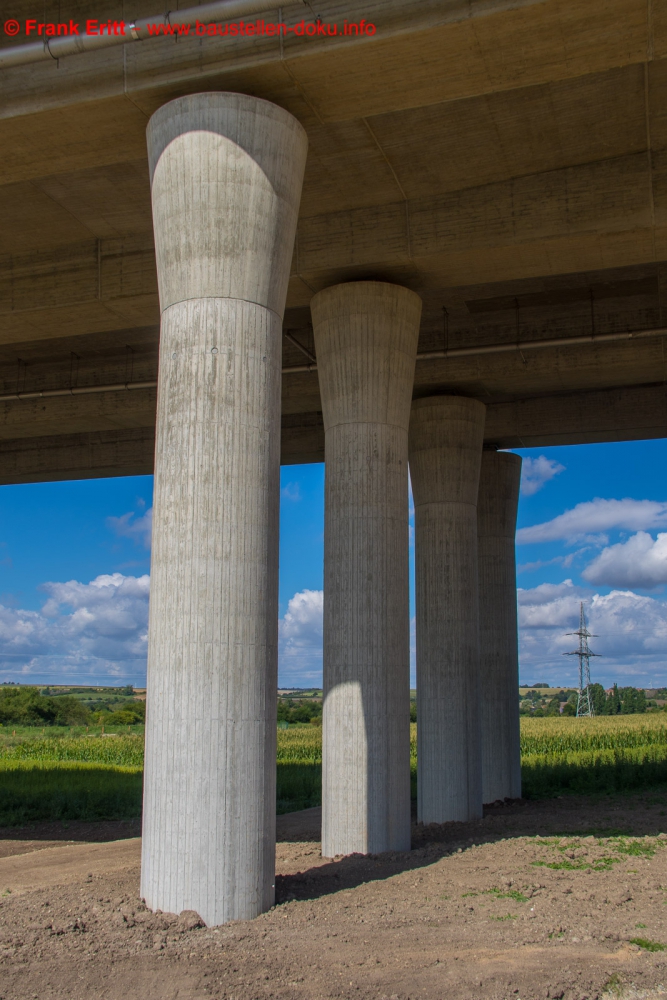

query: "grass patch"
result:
(629, 937), (666, 952)
(485, 888), (530, 902)
(533, 856), (621, 872)
(0, 761), (142, 826)
(602, 972), (623, 995)
(612, 838), (659, 857)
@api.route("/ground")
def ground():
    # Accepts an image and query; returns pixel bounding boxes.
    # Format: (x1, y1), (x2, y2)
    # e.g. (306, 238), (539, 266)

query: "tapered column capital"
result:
(409, 395), (487, 507)
(311, 281), (422, 430)
(147, 92), (307, 315)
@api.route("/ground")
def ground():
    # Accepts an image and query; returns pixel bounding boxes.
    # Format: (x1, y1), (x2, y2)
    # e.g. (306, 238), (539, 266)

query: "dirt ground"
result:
(3, 795), (667, 999)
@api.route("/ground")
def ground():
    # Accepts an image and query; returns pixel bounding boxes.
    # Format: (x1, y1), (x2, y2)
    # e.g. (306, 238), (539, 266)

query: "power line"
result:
(563, 602), (601, 716)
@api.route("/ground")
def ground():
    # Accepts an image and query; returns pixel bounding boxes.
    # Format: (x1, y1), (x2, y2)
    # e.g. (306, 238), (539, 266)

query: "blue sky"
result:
(0, 438), (665, 688)
(514, 439), (667, 690)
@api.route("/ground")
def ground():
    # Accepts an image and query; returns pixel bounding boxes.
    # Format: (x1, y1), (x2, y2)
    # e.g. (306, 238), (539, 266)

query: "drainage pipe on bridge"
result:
(0, 0), (307, 69)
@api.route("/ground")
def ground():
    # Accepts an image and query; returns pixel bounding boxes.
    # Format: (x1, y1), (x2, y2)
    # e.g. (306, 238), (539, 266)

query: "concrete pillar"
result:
(409, 395), (486, 824)
(141, 93), (307, 926)
(311, 281), (422, 858)
(478, 449), (522, 803)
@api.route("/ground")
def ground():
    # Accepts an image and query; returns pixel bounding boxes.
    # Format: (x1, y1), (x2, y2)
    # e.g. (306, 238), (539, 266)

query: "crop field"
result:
(0, 761), (142, 826)
(520, 715), (667, 798)
(0, 723), (144, 742)
(520, 714), (667, 753)
(2, 716), (667, 825)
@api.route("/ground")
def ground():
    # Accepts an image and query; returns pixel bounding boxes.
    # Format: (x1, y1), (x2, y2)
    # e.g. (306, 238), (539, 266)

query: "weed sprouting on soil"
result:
(601, 972), (623, 996)
(530, 834), (667, 877)
(629, 937), (667, 952)
(532, 856), (621, 871)
(485, 888), (530, 902)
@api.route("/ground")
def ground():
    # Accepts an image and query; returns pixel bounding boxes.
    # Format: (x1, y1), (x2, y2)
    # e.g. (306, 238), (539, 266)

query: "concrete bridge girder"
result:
(0, 380), (661, 486)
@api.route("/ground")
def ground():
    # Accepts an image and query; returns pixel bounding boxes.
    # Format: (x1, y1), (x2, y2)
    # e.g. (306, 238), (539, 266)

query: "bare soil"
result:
(3, 794), (667, 999)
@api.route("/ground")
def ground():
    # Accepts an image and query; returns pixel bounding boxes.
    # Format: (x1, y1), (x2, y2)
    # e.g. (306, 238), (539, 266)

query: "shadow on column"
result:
(409, 395), (486, 825)
(311, 280), (421, 858)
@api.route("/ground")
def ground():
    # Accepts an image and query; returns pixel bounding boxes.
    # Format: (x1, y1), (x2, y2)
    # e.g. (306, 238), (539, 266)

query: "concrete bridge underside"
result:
(1, 0), (667, 484)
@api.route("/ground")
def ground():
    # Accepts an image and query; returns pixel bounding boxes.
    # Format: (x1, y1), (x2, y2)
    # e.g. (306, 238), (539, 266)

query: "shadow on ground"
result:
(275, 788), (667, 903)
(0, 817), (141, 845)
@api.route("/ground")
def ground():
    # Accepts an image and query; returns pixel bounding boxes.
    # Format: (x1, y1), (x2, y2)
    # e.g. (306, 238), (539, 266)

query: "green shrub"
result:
(0, 686), (91, 726)
(277, 698), (322, 725)
(91, 700), (146, 725)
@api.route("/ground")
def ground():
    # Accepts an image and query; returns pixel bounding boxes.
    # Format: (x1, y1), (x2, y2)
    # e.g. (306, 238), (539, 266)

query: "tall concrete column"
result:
(409, 395), (486, 824)
(141, 93), (307, 926)
(478, 449), (522, 803)
(311, 281), (421, 858)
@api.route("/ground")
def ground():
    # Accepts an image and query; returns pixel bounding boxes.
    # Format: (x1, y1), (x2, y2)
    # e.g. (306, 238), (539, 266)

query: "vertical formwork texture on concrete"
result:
(478, 450), (522, 804)
(409, 395), (486, 824)
(141, 93), (307, 926)
(311, 281), (422, 858)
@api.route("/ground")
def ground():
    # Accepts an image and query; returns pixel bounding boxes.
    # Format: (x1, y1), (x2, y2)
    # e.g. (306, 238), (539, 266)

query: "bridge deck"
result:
(1, 0), (665, 481)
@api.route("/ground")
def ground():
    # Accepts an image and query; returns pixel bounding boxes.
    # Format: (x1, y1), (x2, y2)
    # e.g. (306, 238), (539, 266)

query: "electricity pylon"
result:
(563, 602), (601, 717)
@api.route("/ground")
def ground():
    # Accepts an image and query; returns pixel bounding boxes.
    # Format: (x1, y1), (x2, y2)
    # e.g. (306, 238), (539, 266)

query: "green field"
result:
(3, 716), (667, 825)
(520, 715), (667, 798)
(0, 761), (143, 826)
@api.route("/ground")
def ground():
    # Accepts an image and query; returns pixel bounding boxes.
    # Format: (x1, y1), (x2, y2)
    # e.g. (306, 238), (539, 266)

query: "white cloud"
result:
(107, 508), (153, 548)
(520, 455), (565, 496)
(582, 531), (667, 589)
(517, 498), (667, 545)
(518, 580), (667, 687)
(517, 551), (580, 573)
(0, 573), (150, 685)
(281, 482), (301, 502)
(278, 589), (323, 686)
(278, 589), (416, 687)
(518, 579), (588, 628)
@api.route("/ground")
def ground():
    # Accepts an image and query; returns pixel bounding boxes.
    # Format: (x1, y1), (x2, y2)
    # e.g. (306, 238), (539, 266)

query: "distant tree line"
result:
(277, 698), (322, 725)
(520, 683), (650, 717)
(0, 686), (146, 726)
(591, 683), (648, 715)
(276, 697), (419, 725)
